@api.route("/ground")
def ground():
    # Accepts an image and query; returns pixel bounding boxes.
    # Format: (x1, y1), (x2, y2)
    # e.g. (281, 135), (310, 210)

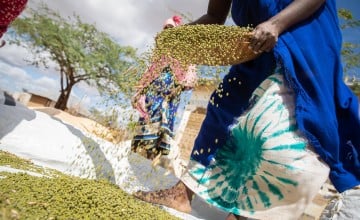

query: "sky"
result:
(0, 0), (359, 114)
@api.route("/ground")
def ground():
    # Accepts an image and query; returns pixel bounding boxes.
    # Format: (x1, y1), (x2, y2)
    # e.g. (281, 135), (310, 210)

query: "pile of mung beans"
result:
(0, 151), (180, 220)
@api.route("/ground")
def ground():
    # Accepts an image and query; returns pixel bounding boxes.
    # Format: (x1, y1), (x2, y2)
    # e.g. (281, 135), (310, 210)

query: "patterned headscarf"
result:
(0, 0), (28, 38)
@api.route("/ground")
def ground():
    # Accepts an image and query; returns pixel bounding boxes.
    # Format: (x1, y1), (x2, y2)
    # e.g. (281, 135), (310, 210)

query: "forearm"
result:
(270, 0), (326, 34)
(188, 14), (222, 25)
(188, 0), (231, 25)
(249, 0), (326, 53)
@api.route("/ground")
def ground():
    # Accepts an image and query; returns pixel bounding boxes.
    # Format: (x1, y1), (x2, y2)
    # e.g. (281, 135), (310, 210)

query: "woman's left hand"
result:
(249, 20), (279, 53)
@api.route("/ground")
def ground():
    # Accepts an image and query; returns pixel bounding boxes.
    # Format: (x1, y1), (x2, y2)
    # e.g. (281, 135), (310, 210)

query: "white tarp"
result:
(0, 92), (227, 220)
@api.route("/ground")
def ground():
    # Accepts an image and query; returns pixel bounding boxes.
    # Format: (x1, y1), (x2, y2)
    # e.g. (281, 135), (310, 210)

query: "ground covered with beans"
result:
(0, 151), (180, 220)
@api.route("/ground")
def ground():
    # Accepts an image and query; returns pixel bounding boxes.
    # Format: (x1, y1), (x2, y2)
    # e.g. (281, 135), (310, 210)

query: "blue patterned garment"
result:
(131, 67), (182, 157)
(182, 73), (329, 219)
(190, 0), (360, 193)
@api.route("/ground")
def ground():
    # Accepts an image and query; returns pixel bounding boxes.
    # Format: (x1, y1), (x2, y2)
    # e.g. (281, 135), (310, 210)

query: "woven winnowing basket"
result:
(154, 24), (259, 66)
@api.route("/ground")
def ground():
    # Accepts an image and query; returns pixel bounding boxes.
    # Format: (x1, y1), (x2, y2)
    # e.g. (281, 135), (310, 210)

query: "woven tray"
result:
(154, 24), (259, 66)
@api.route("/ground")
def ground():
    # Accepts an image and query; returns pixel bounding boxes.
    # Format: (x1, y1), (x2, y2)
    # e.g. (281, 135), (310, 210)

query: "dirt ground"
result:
(32, 107), (193, 160)
(32, 107), (128, 144)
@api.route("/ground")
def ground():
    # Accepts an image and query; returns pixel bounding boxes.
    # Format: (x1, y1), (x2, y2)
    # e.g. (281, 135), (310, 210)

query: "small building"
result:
(7, 89), (57, 108)
(1, 90), (57, 108)
(26, 93), (57, 108)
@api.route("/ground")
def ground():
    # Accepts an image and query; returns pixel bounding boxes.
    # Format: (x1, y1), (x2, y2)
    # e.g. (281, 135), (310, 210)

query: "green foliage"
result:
(338, 8), (360, 29)
(338, 8), (360, 75)
(349, 82), (360, 97)
(9, 3), (139, 110)
(341, 42), (360, 73)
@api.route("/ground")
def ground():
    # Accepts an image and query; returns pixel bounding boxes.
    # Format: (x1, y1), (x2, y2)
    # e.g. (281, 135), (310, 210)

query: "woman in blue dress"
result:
(134, 0), (360, 219)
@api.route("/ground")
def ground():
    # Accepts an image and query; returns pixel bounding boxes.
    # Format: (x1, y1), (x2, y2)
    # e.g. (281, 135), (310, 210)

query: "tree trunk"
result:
(54, 84), (73, 110)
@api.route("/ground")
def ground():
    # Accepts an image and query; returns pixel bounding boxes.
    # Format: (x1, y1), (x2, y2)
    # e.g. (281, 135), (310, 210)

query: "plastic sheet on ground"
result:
(0, 95), (227, 220)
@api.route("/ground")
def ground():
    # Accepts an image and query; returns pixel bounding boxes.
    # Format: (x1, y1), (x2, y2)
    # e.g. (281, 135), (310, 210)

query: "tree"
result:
(9, 4), (138, 110)
(338, 8), (360, 75)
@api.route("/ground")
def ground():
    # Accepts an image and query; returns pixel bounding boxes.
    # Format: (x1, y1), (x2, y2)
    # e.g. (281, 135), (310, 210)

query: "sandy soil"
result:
(32, 107), (128, 143)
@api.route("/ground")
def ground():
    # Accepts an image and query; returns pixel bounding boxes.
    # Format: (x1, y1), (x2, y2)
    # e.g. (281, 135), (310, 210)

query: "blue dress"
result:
(181, 0), (360, 218)
(189, 0), (360, 193)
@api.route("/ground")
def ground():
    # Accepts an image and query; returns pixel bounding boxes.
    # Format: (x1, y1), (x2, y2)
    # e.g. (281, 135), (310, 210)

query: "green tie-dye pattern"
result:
(263, 159), (298, 170)
(260, 175), (284, 200)
(189, 74), (308, 213)
(262, 171), (298, 186)
(268, 75), (283, 84)
(276, 177), (299, 186)
(253, 180), (271, 207)
(265, 124), (297, 139)
(264, 142), (306, 151)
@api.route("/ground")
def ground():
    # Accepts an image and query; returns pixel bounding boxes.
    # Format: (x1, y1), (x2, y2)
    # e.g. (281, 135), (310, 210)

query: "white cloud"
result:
(28, 0), (208, 53)
(0, 43), (59, 79)
(0, 61), (59, 99)
(0, 0), (209, 112)
(76, 81), (100, 97)
(0, 62), (30, 80)
(33, 76), (58, 91)
(0, 65), (29, 92)
(0, 44), (32, 67)
(23, 76), (60, 101)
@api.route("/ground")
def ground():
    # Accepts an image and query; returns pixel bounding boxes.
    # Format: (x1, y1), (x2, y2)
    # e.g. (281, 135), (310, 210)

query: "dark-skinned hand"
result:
(249, 20), (279, 54)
